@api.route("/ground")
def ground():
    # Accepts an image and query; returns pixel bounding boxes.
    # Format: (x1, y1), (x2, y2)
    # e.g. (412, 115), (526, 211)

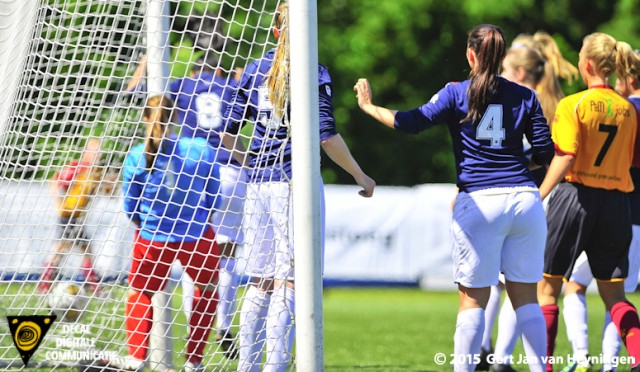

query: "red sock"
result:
(125, 291), (153, 361)
(193, 286), (202, 303)
(611, 301), (640, 365)
(187, 290), (217, 364)
(542, 304), (559, 372)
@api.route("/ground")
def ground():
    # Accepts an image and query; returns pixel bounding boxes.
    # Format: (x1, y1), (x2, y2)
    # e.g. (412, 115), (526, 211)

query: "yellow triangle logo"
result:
(7, 315), (57, 366)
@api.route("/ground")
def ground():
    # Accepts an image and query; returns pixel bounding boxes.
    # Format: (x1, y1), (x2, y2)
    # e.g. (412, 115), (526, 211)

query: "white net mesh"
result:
(0, 0), (288, 370)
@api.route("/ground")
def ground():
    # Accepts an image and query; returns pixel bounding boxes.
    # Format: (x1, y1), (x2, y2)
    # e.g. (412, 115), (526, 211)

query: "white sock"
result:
(494, 295), (519, 365)
(238, 285), (270, 372)
(516, 303), (546, 372)
(482, 285), (502, 351)
(602, 310), (622, 372)
(215, 257), (240, 332)
(181, 273), (195, 321)
(264, 286), (295, 372)
(563, 293), (589, 358)
(453, 308), (484, 372)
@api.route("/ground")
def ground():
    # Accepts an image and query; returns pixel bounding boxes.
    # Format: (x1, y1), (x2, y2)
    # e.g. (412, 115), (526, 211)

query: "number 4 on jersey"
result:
(476, 104), (504, 148)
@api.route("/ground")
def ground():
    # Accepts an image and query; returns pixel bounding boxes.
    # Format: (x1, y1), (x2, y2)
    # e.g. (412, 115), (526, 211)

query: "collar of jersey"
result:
(589, 84), (613, 89)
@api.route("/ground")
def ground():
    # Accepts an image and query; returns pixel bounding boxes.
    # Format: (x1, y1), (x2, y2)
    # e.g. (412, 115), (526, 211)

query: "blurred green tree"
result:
(317, 0), (639, 186)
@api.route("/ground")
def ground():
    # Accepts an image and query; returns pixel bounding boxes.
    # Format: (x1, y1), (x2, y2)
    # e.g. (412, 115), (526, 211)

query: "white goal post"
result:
(0, 0), (323, 371)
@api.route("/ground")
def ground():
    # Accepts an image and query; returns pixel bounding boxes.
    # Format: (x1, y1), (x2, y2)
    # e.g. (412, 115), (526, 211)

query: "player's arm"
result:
(538, 151), (574, 200)
(122, 153), (143, 226)
(538, 98), (578, 199)
(221, 77), (252, 167)
(126, 54), (147, 92)
(220, 133), (249, 167)
(321, 134), (375, 197)
(353, 78), (397, 128)
(203, 146), (221, 213)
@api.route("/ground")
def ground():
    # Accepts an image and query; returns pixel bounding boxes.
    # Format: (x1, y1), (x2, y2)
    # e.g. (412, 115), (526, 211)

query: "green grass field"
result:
(1, 284), (639, 371)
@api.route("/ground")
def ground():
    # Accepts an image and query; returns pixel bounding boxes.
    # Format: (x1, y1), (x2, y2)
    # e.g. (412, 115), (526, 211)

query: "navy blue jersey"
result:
(629, 96), (640, 225)
(168, 73), (238, 165)
(394, 77), (555, 192)
(224, 49), (338, 182)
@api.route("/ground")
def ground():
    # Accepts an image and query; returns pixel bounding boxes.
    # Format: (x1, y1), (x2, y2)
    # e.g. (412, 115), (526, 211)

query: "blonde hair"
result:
(142, 95), (173, 172)
(513, 32), (579, 83)
(581, 33), (639, 85)
(533, 31), (579, 83)
(511, 32), (575, 125)
(267, 3), (289, 120)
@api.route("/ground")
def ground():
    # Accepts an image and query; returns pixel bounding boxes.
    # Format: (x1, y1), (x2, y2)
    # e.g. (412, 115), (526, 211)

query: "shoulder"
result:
(432, 81), (466, 103)
(318, 64), (332, 85)
(169, 78), (185, 92)
(496, 76), (536, 99)
(124, 144), (145, 170)
(178, 137), (213, 158)
(558, 90), (591, 109)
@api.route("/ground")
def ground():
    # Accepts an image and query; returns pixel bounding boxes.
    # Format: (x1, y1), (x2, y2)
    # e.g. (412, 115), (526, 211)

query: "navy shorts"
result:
(544, 182), (631, 281)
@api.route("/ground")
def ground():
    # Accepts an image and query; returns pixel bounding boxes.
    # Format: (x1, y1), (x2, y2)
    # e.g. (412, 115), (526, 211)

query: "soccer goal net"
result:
(0, 0), (321, 370)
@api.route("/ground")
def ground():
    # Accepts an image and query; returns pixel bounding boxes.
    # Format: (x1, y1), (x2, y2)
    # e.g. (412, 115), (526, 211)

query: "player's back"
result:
(397, 77), (554, 192)
(553, 87), (637, 191)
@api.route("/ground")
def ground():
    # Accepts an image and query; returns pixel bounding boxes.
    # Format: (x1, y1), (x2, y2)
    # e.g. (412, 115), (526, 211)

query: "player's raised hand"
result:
(353, 78), (373, 111)
(353, 78), (398, 129)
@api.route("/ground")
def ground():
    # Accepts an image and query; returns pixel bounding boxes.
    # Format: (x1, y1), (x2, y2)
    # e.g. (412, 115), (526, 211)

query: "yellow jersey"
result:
(552, 86), (637, 192)
(53, 161), (98, 218)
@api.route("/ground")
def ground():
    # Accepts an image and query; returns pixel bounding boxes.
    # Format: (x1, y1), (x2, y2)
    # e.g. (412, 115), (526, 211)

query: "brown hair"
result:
(142, 95), (173, 172)
(267, 3), (289, 120)
(505, 45), (562, 124)
(464, 24), (506, 123)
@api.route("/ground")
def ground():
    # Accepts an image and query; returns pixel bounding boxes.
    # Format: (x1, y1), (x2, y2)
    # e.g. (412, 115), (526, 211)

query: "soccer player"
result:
(127, 54), (244, 358)
(537, 33), (640, 372)
(483, 37), (577, 372)
(355, 24), (554, 372)
(222, 3), (375, 371)
(556, 48), (640, 372)
(121, 95), (221, 372)
(167, 54), (245, 358)
(40, 138), (102, 294)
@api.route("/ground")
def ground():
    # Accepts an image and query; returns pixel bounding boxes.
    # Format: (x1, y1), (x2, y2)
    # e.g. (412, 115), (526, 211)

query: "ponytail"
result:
(464, 24), (506, 123)
(614, 41), (640, 83)
(267, 3), (289, 120)
(533, 31), (579, 84)
(142, 95), (173, 172)
(506, 45), (563, 125)
(537, 60), (564, 125)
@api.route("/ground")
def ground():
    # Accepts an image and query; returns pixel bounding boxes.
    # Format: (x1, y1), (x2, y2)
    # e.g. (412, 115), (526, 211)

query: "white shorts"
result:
(570, 225), (640, 292)
(242, 181), (325, 280)
(451, 190), (546, 288)
(211, 164), (247, 245)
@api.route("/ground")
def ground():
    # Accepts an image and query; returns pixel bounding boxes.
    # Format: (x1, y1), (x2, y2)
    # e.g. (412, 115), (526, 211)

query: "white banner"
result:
(0, 181), (459, 289)
(323, 184), (458, 289)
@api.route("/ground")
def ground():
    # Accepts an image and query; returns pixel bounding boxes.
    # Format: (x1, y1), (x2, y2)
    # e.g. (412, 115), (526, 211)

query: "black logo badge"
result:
(7, 315), (56, 366)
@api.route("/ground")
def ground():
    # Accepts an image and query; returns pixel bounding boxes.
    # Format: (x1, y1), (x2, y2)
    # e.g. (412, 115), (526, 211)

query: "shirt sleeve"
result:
(167, 79), (181, 102)
(122, 152), (143, 223)
(552, 96), (580, 156)
(319, 83), (338, 142)
(394, 84), (454, 134)
(633, 109), (640, 168)
(204, 147), (221, 210)
(525, 96), (555, 165)
(224, 69), (253, 134)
